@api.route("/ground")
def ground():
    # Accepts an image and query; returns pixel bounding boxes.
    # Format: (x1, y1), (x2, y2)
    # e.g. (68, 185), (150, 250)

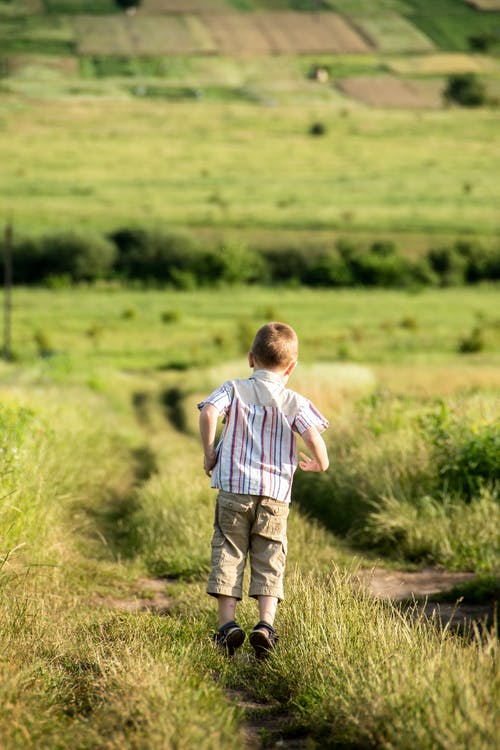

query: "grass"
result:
(405, 0), (500, 52)
(4, 285), (500, 372)
(1, 96), (500, 236)
(0, 288), (498, 747)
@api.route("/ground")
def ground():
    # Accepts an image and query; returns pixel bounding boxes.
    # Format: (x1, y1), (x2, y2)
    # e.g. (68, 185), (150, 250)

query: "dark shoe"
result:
(249, 621), (278, 659)
(213, 620), (245, 656)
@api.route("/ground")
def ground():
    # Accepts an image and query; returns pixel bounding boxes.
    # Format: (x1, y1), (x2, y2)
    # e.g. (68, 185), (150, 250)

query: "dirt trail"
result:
(93, 577), (172, 615)
(358, 566), (494, 630)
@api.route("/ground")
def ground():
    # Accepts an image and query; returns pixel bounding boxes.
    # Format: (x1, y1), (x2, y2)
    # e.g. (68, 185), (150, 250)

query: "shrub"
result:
(41, 232), (116, 282)
(195, 242), (269, 286)
(110, 228), (199, 284)
(261, 245), (319, 285)
(458, 326), (485, 354)
(455, 240), (500, 283)
(427, 245), (467, 286)
(443, 73), (488, 107)
(11, 237), (47, 284)
(468, 33), (497, 53)
(302, 249), (353, 287)
(309, 121), (327, 136)
(121, 307), (136, 319)
(349, 249), (413, 288)
(115, 0), (141, 9)
(420, 404), (500, 499)
(161, 310), (181, 324)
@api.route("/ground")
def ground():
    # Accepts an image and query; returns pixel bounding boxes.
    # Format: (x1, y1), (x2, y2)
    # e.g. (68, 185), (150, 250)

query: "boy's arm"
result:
(199, 403), (219, 476)
(299, 425), (329, 472)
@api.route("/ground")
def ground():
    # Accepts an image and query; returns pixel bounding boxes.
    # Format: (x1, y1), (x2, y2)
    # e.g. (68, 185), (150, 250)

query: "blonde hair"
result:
(251, 322), (298, 369)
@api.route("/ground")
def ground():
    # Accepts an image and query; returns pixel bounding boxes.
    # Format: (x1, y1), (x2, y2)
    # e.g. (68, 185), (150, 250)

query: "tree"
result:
(115, 0), (141, 11)
(443, 73), (487, 108)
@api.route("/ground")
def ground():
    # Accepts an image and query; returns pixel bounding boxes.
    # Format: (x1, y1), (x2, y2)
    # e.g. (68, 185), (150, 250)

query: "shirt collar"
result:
(250, 369), (284, 385)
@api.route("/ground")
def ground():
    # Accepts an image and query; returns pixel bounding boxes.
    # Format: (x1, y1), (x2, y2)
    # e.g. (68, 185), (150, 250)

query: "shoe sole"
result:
(224, 628), (245, 656)
(249, 630), (273, 659)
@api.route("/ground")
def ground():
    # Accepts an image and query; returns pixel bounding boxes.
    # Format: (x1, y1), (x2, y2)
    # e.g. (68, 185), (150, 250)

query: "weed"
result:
(459, 326), (484, 354)
(161, 309), (181, 324)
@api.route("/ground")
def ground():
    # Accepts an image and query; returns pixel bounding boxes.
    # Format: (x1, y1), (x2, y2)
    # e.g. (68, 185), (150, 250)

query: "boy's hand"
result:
(298, 451), (324, 473)
(204, 449), (217, 477)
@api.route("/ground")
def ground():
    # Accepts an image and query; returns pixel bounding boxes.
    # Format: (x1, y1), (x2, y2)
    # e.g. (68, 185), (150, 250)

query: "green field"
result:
(1, 97), (499, 239)
(0, 0), (499, 245)
(1, 6), (500, 744)
(0, 285), (498, 749)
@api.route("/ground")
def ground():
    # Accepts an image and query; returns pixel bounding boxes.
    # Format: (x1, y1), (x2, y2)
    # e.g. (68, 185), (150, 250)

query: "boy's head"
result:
(250, 322), (298, 371)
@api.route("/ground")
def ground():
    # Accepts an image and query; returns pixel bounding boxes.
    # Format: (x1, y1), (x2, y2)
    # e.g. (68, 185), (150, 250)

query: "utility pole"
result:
(3, 221), (12, 361)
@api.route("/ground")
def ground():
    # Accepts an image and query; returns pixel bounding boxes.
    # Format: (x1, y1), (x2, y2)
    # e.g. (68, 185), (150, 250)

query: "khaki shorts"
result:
(207, 490), (290, 601)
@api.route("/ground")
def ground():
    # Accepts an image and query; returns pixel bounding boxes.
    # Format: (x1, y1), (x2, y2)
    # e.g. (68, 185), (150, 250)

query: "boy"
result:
(198, 322), (329, 658)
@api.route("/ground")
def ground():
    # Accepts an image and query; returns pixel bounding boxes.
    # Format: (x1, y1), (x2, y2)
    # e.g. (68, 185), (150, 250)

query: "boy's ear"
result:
(284, 359), (297, 377)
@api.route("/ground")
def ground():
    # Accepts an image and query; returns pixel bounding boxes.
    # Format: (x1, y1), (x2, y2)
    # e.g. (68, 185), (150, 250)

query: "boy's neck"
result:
(249, 356), (297, 385)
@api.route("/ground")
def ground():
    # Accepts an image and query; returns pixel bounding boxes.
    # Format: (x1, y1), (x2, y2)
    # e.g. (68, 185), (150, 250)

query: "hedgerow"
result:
(3, 228), (500, 288)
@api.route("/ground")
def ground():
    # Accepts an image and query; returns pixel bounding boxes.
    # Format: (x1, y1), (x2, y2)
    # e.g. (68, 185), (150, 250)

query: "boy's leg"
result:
(218, 594), (238, 627)
(207, 492), (254, 601)
(248, 498), (288, 658)
(258, 594), (278, 626)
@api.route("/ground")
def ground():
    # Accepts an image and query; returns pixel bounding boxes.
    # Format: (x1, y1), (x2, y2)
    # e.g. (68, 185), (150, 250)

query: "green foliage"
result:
(161, 309), (182, 324)
(110, 227), (199, 286)
(458, 326), (485, 354)
(421, 402), (500, 500)
(443, 73), (488, 108)
(294, 392), (500, 570)
(308, 121), (327, 137)
(405, 0), (500, 52)
(10, 232), (116, 285)
(115, 0), (141, 10)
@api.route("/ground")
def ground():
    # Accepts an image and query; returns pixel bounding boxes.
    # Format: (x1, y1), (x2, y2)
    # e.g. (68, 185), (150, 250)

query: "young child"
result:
(198, 322), (329, 658)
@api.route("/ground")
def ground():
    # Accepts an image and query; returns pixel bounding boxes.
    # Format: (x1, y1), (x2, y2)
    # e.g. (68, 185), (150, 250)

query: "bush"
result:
(458, 326), (485, 354)
(309, 121), (327, 136)
(115, 0), (141, 9)
(468, 33), (497, 53)
(42, 232), (116, 282)
(195, 242), (269, 286)
(421, 404), (500, 499)
(110, 228), (199, 284)
(302, 249), (353, 287)
(454, 240), (500, 283)
(11, 237), (47, 284)
(427, 245), (467, 286)
(443, 73), (488, 107)
(261, 245), (320, 285)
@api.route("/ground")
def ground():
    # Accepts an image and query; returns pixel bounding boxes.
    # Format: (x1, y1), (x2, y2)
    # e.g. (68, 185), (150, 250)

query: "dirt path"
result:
(358, 566), (494, 630)
(93, 567), (493, 749)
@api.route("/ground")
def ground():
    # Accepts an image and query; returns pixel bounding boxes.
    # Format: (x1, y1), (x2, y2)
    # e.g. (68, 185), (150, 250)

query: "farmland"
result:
(1, 0), (500, 246)
(1, 2), (500, 748)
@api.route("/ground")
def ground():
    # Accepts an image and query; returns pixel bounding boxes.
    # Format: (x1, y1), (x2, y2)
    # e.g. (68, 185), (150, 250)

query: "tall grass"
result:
(223, 568), (500, 750)
(0, 382), (244, 749)
(293, 391), (500, 571)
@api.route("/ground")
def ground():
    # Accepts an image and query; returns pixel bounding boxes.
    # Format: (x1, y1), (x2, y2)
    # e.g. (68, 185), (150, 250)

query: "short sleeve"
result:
(292, 400), (329, 435)
(197, 381), (233, 418)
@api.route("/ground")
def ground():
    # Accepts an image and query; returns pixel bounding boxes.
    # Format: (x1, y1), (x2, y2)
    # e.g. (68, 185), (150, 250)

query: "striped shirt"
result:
(198, 369), (328, 503)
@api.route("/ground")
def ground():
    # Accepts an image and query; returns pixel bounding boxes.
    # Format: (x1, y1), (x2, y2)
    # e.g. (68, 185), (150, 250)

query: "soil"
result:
(93, 577), (171, 615)
(357, 566), (494, 630)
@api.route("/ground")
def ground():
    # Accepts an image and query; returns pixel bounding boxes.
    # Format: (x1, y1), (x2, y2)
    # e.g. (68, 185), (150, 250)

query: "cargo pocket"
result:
(210, 528), (225, 569)
(254, 498), (289, 542)
(217, 493), (253, 535)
